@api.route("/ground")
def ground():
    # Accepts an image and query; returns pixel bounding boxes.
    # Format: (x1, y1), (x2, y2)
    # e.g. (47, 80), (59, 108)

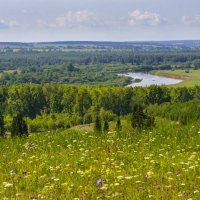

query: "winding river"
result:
(121, 72), (183, 87)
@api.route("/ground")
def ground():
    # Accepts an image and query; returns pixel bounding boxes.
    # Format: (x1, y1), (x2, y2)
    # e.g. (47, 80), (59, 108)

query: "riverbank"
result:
(153, 70), (200, 87)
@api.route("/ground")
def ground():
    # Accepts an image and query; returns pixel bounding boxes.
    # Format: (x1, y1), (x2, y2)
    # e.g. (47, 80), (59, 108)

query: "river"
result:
(121, 72), (182, 87)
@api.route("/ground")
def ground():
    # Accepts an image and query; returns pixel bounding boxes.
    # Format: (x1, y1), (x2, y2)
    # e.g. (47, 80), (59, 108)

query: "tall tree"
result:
(116, 117), (122, 131)
(103, 120), (109, 132)
(131, 103), (155, 129)
(0, 114), (5, 137)
(94, 115), (102, 132)
(11, 114), (28, 137)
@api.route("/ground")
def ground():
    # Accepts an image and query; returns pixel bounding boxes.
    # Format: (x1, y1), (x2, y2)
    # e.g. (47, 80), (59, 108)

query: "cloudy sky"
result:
(0, 0), (200, 42)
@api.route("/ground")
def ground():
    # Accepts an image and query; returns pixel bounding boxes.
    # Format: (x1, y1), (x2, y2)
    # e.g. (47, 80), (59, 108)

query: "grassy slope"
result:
(0, 119), (199, 199)
(153, 70), (200, 87)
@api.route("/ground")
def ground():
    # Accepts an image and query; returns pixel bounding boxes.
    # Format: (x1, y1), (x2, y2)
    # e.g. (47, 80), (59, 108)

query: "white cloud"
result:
(0, 19), (18, 29)
(182, 15), (200, 25)
(128, 10), (166, 26)
(51, 10), (96, 28)
(36, 9), (168, 30)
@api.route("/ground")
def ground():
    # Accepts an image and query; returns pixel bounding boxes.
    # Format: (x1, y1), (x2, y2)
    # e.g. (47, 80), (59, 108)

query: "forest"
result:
(0, 41), (200, 85)
(0, 84), (199, 133)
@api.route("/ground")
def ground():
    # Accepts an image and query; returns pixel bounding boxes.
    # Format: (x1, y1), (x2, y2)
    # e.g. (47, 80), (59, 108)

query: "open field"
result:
(154, 70), (200, 87)
(0, 120), (199, 199)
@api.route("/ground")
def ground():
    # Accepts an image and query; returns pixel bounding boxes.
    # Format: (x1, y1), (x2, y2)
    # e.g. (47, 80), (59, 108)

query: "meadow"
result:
(0, 120), (199, 199)
(154, 70), (200, 87)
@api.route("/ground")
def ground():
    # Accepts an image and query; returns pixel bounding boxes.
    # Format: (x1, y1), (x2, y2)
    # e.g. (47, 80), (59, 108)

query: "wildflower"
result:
(16, 193), (23, 197)
(17, 159), (24, 164)
(100, 185), (108, 190)
(3, 182), (13, 188)
(188, 155), (195, 160)
(165, 185), (173, 189)
(144, 175), (148, 182)
(96, 179), (102, 186)
(135, 181), (142, 183)
(125, 176), (133, 180)
(30, 195), (37, 199)
(10, 170), (14, 174)
(117, 176), (124, 180)
(149, 195), (154, 198)
(147, 171), (154, 177)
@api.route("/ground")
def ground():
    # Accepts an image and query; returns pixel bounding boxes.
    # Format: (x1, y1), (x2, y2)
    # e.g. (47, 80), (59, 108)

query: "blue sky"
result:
(0, 0), (200, 42)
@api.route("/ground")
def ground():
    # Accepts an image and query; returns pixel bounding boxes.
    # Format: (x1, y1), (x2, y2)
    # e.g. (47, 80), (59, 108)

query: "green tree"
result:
(145, 85), (171, 105)
(103, 120), (109, 132)
(116, 117), (122, 131)
(67, 63), (75, 72)
(192, 59), (200, 69)
(74, 88), (92, 117)
(131, 103), (155, 129)
(11, 114), (28, 137)
(0, 114), (5, 137)
(171, 87), (192, 103)
(94, 115), (101, 132)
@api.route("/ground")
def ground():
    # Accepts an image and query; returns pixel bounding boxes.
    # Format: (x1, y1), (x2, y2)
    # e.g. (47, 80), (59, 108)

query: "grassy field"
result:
(0, 120), (199, 199)
(154, 70), (200, 87)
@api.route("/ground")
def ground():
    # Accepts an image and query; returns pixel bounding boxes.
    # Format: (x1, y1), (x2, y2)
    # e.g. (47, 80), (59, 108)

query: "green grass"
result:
(0, 120), (199, 199)
(154, 70), (200, 87)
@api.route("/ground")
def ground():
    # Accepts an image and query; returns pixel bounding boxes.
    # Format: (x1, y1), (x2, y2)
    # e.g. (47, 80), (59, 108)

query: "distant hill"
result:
(0, 40), (200, 51)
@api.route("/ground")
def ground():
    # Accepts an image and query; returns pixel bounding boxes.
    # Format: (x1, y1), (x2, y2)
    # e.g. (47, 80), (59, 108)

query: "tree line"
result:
(0, 84), (199, 134)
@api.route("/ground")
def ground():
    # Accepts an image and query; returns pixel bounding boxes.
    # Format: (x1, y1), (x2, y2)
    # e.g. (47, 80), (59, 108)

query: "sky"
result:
(0, 0), (200, 42)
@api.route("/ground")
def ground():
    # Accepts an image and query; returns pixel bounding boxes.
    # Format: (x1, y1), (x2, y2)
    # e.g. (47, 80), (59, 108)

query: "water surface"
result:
(122, 72), (182, 87)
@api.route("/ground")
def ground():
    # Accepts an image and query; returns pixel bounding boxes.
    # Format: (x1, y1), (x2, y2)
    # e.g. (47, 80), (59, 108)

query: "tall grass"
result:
(0, 120), (199, 199)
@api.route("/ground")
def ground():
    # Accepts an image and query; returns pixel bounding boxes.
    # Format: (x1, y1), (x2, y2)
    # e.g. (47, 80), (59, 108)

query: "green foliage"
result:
(74, 88), (92, 117)
(103, 120), (109, 132)
(145, 85), (171, 105)
(115, 117), (122, 131)
(11, 114), (28, 137)
(0, 114), (5, 137)
(83, 113), (93, 124)
(131, 103), (155, 129)
(192, 59), (200, 69)
(67, 63), (75, 72)
(148, 99), (200, 125)
(27, 113), (82, 132)
(94, 115), (102, 132)
(1, 42), (200, 86)
(99, 107), (117, 122)
(171, 87), (193, 103)
(0, 84), (198, 131)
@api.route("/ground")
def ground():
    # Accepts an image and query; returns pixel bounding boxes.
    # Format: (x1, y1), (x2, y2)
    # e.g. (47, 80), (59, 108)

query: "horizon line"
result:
(0, 39), (200, 44)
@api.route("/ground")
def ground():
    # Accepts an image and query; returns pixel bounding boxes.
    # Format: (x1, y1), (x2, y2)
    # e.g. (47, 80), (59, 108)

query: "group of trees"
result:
(0, 84), (199, 134)
(0, 48), (200, 85)
(0, 114), (28, 137)
(148, 99), (200, 125)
